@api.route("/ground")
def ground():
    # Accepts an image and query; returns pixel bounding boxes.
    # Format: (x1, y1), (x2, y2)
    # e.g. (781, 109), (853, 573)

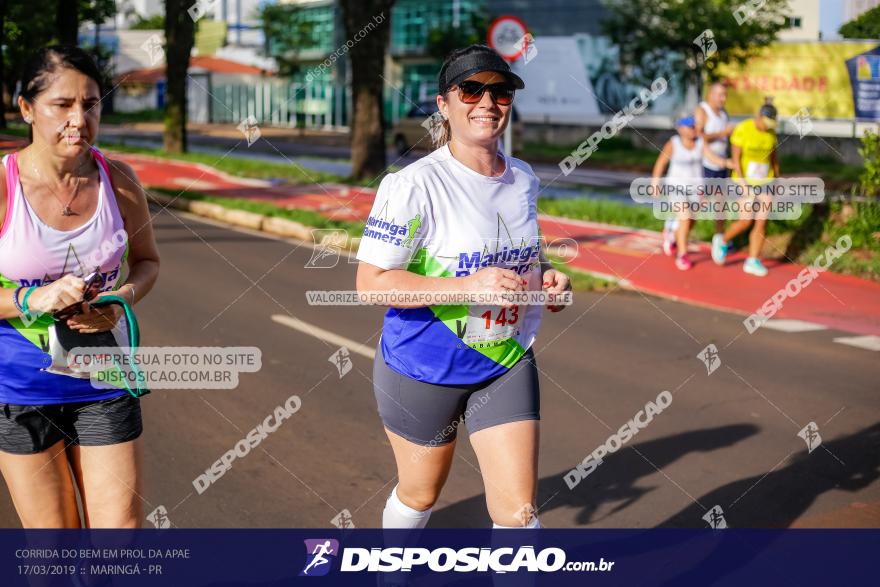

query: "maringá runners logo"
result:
(300, 538), (339, 577)
(362, 200), (422, 249)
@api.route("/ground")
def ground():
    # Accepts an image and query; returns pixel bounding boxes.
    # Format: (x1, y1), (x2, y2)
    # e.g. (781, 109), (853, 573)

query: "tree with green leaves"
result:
(840, 6), (880, 40)
(1, 0), (57, 116)
(164, 0), (196, 153)
(1, 0), (117, 122)
(426, 8), (490, 62)
(341, 0), (395, 180)
(130, 14), (166, 30)
(601, 0), (788, 96)
(260, 3), (314, 78)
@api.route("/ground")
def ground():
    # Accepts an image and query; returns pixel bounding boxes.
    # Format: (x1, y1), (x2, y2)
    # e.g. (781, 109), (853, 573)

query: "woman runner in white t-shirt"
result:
(356, 45), (571, 529)
(652, 117), (732, 270)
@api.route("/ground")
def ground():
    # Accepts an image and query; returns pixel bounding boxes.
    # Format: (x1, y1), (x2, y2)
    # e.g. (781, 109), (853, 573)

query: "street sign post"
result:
(488, 15), (530, 156)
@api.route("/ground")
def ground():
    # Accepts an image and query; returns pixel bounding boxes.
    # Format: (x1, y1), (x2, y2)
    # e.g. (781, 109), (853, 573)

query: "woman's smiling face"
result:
(21, 67), (101, 157)
(438, 71), (512, 148)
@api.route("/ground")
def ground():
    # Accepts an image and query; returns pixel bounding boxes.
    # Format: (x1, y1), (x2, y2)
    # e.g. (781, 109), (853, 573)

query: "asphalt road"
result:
(0, 207), (877, 529)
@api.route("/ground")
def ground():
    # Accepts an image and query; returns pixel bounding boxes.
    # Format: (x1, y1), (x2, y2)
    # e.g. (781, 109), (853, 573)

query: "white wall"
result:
(112, 30), (167, 73)
(115, 86), (158, 113)
(778, 0), (822, 41)
(188, 74), (211, 123)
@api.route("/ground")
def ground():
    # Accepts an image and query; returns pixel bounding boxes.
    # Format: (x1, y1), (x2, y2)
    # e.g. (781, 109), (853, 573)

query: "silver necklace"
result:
(30, 159), (89, 217)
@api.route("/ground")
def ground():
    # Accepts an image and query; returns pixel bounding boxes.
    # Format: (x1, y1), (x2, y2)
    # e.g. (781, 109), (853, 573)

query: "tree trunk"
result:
(164, 0), (196, 153)
(340, 0), (394, 180)
(55, 0), (79, 46)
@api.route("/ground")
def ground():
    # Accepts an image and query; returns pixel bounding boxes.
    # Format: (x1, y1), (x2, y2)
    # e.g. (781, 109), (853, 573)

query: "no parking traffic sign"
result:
(487, 15), (530, 63)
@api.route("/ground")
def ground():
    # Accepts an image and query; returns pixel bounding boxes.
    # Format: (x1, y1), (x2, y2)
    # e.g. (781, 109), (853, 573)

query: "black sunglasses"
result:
(456, 81), (515, 106)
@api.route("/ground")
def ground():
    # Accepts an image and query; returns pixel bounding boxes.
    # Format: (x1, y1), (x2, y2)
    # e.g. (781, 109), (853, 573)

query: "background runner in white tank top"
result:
(667, 135), (704, 194)
(699, 101), (729, 172)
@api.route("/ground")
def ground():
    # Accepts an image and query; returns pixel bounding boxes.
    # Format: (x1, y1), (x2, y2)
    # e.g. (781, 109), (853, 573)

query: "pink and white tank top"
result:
(0, 147), (128, 290)
(0, 147), (130, 404)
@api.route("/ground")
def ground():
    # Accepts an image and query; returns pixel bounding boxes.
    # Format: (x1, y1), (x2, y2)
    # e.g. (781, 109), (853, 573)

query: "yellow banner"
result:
(196, 20), (228, 56)
(711, 42), (878, 120)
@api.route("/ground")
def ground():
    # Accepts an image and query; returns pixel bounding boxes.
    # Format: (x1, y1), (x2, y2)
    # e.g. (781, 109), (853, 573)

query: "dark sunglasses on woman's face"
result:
(456, 81), (515, 106)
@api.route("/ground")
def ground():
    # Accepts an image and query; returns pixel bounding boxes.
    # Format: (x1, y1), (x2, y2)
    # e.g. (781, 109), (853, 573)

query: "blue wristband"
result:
(11, 286), (26, 315)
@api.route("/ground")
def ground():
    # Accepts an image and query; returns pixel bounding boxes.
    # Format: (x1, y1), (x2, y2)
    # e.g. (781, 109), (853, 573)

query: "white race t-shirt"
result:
(356, 144), (543, 385)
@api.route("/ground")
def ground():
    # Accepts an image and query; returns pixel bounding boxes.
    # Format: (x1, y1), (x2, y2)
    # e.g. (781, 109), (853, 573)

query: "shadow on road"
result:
(659, 420), (880, 528)
(644, 421), (880, 586)
(431, 424), (760, 528)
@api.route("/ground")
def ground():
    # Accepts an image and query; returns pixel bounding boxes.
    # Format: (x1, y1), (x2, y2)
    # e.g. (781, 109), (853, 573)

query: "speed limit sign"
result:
(487, 15), (530, 62)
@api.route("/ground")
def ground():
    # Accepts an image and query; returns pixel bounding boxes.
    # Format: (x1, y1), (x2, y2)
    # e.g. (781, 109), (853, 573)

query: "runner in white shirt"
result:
(651, 117), (732, 270)
(357, 45), (571, 530)
(695, 83), (735, 263)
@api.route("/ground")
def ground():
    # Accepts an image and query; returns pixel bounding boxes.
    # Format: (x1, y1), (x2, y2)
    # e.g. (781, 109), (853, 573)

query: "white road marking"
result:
(271, 314), (376, 359)
(833, 335), (880, 352)
(761, 319), (828, 333)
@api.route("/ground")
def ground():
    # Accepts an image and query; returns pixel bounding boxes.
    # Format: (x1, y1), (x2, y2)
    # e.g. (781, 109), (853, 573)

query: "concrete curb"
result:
(147, 190), (359, 251)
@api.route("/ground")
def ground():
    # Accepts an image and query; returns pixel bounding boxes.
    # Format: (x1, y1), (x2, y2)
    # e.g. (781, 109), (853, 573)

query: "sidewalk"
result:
(539, 216), (880, 337)
(114, 151), (880, 338)
(1, 137), (877, 339)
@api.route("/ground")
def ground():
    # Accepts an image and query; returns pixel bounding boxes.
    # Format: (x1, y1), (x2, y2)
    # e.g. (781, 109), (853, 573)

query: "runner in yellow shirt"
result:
(711, 98), (780, 276)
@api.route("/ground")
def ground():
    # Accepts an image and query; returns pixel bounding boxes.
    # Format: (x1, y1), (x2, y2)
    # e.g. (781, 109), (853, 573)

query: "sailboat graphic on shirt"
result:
(437, 212), (539, 265)
(29, 244), (89, 287)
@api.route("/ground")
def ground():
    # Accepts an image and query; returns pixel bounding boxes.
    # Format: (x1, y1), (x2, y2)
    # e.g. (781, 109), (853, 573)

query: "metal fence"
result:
(208, 79), (435, 130)
(210, 81), (351, 129)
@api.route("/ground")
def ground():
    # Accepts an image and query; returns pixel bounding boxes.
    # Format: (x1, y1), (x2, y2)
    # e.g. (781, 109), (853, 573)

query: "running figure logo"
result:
(146, 505), (172, 529)
(798, 421), (822, 453)
(331, 509), (356, 529)
(702, 505), (728, 529)
(788, 107), (814, 138)
(306, 229), (348, 269)
(402, 214), (422, 248)
(300, 539), (339, 577)
(698, 344), (721, 375)
(329, 347), (352, 378)
(693, 29), (717, 60)
(140, 34), (164, 66)
(237, 115), (261, 147)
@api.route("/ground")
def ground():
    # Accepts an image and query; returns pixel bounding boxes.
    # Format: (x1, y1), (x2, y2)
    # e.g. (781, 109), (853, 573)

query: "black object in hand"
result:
(53, 270), (105, 321)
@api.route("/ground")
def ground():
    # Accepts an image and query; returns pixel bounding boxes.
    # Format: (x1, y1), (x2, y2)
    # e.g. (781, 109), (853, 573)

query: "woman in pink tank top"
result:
(0, 46), (160, 529)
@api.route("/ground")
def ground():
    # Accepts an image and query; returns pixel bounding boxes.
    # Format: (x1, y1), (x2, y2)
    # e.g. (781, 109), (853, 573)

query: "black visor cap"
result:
(438, 46), (525, 95)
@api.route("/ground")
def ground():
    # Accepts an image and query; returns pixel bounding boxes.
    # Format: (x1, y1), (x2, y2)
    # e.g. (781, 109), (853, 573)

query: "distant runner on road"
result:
(652, 116), (732, 270)
(712, 97), (780, 277)
(695, 82), (735, 261)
